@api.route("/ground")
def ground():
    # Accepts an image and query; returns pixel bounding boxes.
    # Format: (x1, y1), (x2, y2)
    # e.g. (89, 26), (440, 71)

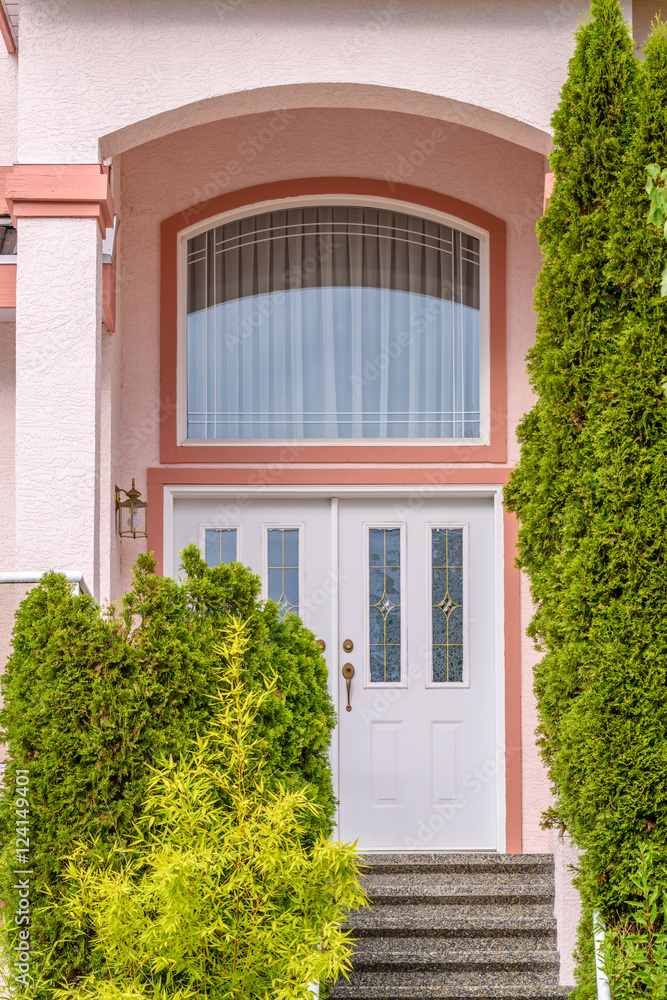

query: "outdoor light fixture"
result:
(115, 479), (148, 538)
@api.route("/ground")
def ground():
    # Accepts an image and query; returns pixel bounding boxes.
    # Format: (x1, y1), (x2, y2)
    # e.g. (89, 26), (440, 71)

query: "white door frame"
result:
(163, 483), (507, 852)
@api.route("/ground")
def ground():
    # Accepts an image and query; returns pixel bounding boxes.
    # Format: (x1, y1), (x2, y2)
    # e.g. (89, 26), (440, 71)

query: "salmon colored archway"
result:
(100, 83), (552, 161)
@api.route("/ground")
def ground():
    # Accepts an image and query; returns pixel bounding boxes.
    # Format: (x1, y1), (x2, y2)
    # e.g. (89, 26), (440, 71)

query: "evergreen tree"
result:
(506, 0), (637, 752)
(504, 1), (639, 994)
(563, 22), (667, 995)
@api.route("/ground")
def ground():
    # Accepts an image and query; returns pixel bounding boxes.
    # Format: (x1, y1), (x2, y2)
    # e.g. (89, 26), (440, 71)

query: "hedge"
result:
(0, 547), (336, 995)
(505, 3), (667, 996)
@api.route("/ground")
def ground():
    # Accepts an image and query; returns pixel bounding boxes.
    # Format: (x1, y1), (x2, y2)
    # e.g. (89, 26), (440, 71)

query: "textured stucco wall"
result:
(0, 321), (16, 671)
(0, 321), (15, 571)
(0, 46), (17, 164)
(523, 572), (580, 986)
(14, 217), (102, 594)
(553, 832), (582, 985)
(14, 0), (628, 163)
(99, 322), (120, 607)
(521, 572), (551, 854)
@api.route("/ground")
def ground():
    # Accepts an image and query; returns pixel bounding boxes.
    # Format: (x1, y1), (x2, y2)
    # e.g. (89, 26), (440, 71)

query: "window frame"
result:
(160, 178), (507, 464)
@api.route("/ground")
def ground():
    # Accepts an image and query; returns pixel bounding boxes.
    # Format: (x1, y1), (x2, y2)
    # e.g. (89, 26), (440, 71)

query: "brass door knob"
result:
(342, 662), (355, 712)
(343, 638), (354, 653)
(316, 638), (326, 652)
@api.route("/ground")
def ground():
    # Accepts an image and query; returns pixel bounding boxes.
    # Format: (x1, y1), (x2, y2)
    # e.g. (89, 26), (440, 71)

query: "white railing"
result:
(0, 571), (91, 595)
(594, 910), (611, 1000)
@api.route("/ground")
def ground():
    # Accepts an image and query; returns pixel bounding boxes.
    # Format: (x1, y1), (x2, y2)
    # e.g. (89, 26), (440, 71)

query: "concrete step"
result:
(359, 873), (554, 906)
(350, 938), (559, 962)
(330, 855), (571, 999)
(361, 855), (555, 875)
(346, 903), (558, 935)
(331, 970), (567, 998)
(331, 980), (572, 1000)
(349, 950), (559, 972)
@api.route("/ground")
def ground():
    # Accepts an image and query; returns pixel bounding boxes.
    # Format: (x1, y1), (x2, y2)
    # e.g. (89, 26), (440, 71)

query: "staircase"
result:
(332, 854), (572, 1000)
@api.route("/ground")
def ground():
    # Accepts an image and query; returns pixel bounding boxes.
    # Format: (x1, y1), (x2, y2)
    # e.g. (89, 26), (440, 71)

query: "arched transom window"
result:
(184, 204), (486, 441)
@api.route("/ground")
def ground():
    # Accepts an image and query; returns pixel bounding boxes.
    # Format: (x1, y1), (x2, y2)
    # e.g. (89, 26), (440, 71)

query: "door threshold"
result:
(357, 846), (499, 853)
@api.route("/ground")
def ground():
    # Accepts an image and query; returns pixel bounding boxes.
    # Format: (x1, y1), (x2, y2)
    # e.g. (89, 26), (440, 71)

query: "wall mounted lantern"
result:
(115, 479), (147, 538)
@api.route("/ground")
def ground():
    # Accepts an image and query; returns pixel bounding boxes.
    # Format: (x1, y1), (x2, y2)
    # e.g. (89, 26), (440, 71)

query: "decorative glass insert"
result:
(186, 206), (481, 440)
(369, 528), (402, 683)
(204, 528), (237, 567)
(432, 528), (464, 683)
(267, 528), (299, 619)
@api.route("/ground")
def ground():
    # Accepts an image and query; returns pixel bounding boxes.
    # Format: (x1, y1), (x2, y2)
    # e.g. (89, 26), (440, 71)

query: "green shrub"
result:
(0, 548), (336, 995)
(49, 618), (365, 1000)
(602, 844), (667, 997)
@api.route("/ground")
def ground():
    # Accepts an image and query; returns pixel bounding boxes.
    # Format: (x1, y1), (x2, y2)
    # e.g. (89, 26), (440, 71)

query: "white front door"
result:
(337, 497), (497, 851)
(170, 491), (501, 851)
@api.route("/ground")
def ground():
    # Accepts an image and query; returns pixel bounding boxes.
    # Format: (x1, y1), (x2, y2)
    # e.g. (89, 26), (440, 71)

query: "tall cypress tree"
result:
(560, 21), (667, 995)
(556, 19), (667, 870)
(506, 0), (637, 792)
(504, 2), (638, 995)
(506, 0), (637, 721)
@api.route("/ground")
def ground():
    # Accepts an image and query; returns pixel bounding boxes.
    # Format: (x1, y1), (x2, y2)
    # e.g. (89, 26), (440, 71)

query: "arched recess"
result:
(100, 82), (552, 161)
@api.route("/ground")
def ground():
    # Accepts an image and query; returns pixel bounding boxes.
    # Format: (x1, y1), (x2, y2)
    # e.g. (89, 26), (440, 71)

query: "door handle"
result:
(342, 663), (355, 712)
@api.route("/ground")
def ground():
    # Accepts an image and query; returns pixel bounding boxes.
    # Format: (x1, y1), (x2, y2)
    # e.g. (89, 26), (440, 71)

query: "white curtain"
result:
(186, 206), (481, 440)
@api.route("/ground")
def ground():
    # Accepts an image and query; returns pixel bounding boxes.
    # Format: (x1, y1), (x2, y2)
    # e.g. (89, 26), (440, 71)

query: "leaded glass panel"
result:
(432, 528), (464, 682)
(204, 528), (237, 567)
(267, 528), (299, 619)
(369, 528), (402, 682)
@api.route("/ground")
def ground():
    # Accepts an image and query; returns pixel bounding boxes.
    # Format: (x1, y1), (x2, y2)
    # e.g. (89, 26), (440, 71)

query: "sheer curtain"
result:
(186, 206), (481, 440)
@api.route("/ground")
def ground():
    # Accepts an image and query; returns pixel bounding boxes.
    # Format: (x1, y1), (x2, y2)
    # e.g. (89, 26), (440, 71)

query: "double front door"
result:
(172, 493), (500, 851)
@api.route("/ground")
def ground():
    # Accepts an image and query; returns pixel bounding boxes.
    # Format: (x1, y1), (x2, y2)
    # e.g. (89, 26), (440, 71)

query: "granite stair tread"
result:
(361, 855), (554, 874)
(360, 873), (554, 905)
(332, 982), (572, 999)
(346, 903), (557, 933)
(331, 854), (571, 1000)
(349, 950), (559, 970)
(350, 942), (558, 962)
(351, 937), (557, 954)
(332, 971), (570, 998)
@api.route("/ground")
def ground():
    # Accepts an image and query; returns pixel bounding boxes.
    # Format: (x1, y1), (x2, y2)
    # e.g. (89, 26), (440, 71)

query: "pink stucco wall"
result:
(553, 832), (582, 984)
(15, 217), (102, 592)
(521, 573), (551, 854)
(0, 321), (16, 669)
(0, 46), (17, 164)
(13, 0), (601, 163)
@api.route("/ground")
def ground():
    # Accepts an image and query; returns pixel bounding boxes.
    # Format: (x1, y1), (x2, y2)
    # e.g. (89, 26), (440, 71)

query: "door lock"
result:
(343, 638), (354, 653)
(342, 663), (355, 712)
